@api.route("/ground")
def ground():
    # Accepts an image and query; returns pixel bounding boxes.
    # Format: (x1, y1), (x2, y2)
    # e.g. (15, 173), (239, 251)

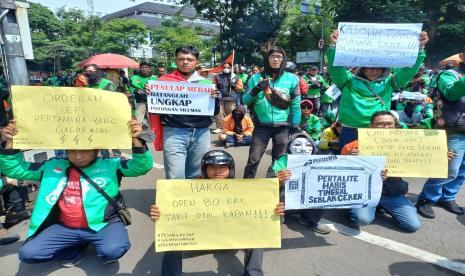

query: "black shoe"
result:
(438, 200), (465, 215)
(3, 209), (29, 228)
(416, 200), (435, 219)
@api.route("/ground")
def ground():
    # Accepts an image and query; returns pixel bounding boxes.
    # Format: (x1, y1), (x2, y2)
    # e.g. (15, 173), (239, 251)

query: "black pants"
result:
(309, 97), (320, 116)
(1, 185), (28, 213)
(244, 126), (289, 178)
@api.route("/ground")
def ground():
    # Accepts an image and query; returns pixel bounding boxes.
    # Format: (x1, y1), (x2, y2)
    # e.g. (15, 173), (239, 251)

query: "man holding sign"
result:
(148, 46), (218, 180)
(151, 150), (284, 276)
(327, 24), (429, 150)
(342, 111), (421, 232)
(0, 119), (153, 266)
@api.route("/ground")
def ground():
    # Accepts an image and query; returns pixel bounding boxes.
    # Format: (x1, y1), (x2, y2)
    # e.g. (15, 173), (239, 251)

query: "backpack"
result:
(430, 69), (463, 127)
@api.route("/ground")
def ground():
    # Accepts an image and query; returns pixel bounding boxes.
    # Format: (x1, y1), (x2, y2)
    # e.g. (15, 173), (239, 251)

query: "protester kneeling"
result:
(218, 105), (254, 148)
(273, 132), (331, 234)
(150, 150), (284, 276)
(341, 111), (420, 232)
(0, 120), (153, 267)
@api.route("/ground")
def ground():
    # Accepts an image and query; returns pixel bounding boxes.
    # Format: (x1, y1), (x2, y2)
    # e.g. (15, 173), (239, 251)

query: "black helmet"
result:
(285, 61), (297, 72)
(201, 150), (235, 178)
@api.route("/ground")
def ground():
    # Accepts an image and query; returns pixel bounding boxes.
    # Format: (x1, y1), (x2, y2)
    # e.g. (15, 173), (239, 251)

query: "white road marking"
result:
(322, 219), (465, 274)
(120, 153), (164, 169)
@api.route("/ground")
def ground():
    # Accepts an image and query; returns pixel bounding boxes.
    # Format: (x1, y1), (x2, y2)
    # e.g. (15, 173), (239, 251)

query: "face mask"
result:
(223, 68), (231, 74)
(290, 137), (313, 154)
(85, 71), (100, 84)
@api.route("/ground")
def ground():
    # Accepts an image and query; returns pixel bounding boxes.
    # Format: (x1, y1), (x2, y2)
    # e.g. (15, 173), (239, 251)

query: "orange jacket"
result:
(223, 114), (254, 136)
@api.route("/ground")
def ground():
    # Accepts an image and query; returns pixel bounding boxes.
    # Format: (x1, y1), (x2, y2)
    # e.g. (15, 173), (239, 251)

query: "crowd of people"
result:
(0, 27), (464, 276)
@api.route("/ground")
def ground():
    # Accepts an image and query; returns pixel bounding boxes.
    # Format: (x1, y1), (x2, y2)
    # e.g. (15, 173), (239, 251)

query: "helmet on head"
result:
(285, 61), (297, 72)
(201, 150), (235, 179)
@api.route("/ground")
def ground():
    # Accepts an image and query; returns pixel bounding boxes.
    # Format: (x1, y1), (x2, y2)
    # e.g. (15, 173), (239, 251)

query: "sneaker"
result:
(416, 200), (435, 219)
(61, 255), (82, 268)
(310, 223), (331, 235)
(0, 228), (20, 245)
(298, 216), (310, 226)
(438, 200), (465, 215)
(211, 128), (222, 134)
(102, 258), (119, 265)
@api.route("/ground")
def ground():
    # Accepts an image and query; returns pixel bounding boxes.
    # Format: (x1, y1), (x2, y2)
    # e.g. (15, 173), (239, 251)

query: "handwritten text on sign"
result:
(147, 80), (215, 116)
(12, 86), (131, 149)
(334, 22), (423, 67)
(155, 178), (281, 252)
(285, 155), (384, 210)
(358, 129), (448, 178)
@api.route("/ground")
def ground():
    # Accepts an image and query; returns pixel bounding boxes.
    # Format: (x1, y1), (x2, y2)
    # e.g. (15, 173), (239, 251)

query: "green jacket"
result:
(89, 78), (116, 92)
(439, 70), (465, 102)
(243, 72), (301, 127)
(0, 147), (153, 238)
(302, 74), (328, 97)
(327, 47), (426, 128)
(129, 75), (158, 92)
(300, 114), (321, 141)
(272, 154), (288, 173)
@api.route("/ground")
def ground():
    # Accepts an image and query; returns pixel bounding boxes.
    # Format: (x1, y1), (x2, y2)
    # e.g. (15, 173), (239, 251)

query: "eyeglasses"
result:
(300, 105), (312, 110)
(373, 122), (395, 128)
(269, 55), (284, 60)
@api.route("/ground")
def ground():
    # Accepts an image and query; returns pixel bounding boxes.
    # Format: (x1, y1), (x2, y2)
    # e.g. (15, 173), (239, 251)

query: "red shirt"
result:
(58, 167), (88, 228)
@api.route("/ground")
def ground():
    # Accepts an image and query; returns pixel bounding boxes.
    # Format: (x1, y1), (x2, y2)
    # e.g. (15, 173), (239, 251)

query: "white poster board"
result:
(147, 80), (215, 116)
(296, 51), (320, 63)
(285, 155), (385, 209)
(334, 22), (423, 68)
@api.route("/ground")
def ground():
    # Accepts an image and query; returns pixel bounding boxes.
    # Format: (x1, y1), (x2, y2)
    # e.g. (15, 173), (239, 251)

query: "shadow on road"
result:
(389, 260), (464, 276)
(15, 246), (120, 276)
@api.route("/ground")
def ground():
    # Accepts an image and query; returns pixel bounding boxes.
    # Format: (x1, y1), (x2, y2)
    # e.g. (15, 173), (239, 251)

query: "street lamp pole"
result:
(320, 0), (326, 71)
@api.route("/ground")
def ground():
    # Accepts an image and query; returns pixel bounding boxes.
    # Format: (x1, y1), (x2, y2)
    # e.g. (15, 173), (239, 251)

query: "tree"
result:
(26, 3), (149, 71)
(150, 15), (210, 65)
(94, 19), (148, 54)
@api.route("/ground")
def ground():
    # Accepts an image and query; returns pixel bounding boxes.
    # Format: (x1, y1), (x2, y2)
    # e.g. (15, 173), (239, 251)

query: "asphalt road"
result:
(1, 138), (465, 276)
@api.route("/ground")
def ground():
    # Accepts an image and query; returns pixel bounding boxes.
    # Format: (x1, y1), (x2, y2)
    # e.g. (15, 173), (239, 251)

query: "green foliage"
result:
(26, 3), (148, 71)
(150, 16), (203, 63)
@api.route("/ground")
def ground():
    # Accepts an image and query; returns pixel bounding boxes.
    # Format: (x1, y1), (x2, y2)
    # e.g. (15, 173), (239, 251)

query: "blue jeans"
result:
(225, 134), (252, 146)
(349, 194), (421, 232)
(419, 132), (465, 203)
(163, 127), (210, 179)
(19, 222), (130, 263)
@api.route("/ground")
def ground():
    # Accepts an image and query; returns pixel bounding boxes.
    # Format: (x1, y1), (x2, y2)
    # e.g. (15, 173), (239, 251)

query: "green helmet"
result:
(169, 62), (177, 69)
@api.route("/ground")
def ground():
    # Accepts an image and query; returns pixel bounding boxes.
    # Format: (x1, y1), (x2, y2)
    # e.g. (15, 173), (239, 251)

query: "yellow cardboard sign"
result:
(358, 129), (448, 178)
(12, 85), (132, 149)
(155, 178), (281, 252)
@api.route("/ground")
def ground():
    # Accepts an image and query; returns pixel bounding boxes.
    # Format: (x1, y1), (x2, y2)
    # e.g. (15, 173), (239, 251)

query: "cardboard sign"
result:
(334, 22), (423, 67)
(358, 129), (448, 178)
(12, 86), (131, 149)
(285, 155), (384, 209)
(147, 80), (215, 116)
(155, 178), (281, 252)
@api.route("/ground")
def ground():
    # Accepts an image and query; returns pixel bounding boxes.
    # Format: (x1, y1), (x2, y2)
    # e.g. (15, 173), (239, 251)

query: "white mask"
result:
(290, 137), (313, 154)
(223, 68), (231, 74)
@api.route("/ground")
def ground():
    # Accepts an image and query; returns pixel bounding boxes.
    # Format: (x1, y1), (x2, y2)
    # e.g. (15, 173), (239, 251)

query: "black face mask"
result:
(85, 71), (101, 84)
